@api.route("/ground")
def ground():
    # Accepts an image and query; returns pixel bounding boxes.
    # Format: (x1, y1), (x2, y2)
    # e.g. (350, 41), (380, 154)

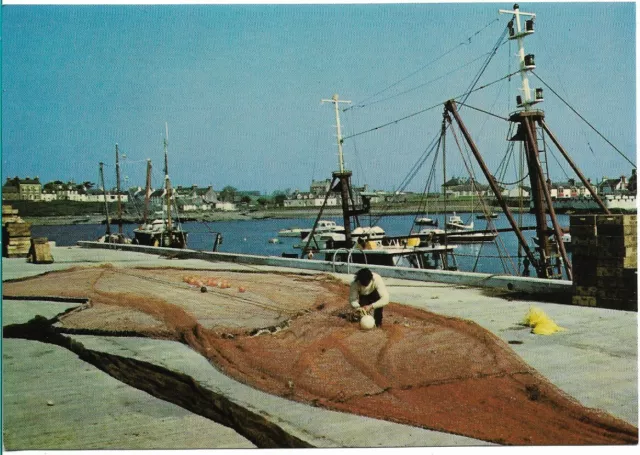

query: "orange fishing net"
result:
(4, 266), (637, 445)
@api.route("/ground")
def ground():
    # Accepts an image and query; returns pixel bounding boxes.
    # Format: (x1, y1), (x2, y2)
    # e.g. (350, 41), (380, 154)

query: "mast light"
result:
(526, 18), (535, 32)
(524, 54), (536, 69)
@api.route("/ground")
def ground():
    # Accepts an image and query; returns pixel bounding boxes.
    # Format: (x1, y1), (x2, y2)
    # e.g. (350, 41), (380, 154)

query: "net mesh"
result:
(4, 266), (637, 445)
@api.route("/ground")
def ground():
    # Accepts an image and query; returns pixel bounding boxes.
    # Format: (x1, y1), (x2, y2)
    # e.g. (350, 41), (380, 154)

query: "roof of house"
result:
(445, 183), (490, 192)
(599, 178), (624, 188)
(4, 176), (41, 186)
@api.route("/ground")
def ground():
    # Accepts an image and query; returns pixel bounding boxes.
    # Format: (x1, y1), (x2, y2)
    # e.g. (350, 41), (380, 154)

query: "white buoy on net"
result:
(359, 308), (375, 330)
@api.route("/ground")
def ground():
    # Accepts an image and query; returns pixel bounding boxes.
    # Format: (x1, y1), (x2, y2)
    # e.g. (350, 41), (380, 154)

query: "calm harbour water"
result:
(32, 212), (572, 277)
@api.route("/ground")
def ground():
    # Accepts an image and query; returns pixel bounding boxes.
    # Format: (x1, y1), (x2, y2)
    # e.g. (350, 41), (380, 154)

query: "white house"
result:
(283, 191), (339, 208)
(215, 201), (237, 211)
(599, 176), (628, 195)
(501, 186), (530, 199)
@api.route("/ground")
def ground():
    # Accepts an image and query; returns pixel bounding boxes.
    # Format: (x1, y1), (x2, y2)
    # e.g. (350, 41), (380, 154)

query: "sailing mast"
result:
(163, 122), (173, 233)
(445, 4), (586, 280)
(99, 162), (111, 237)
(321, 93), (356, 244)
(143, 159), (152, 224)
(500, 4), (572, 279)
(115, 144), (123, 236)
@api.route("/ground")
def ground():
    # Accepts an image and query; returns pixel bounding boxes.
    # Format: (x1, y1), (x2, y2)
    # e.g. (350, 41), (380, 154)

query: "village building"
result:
(86, 189), (129, 203)
(501, 186), (531, 200)
(283, 190), (339, 208)
(2, 177), (42, 201)
(598, 175), (629, 195)
(442, 177), (489, 198)
(628, 169), (637, 195)
(174, 185), (217, 212)
(283, 180), (371, 208)
(215, 201), (238, 211)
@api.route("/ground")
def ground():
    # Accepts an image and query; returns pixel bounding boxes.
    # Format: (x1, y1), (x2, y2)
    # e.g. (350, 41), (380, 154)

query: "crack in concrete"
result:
(3, 315), (314, 449)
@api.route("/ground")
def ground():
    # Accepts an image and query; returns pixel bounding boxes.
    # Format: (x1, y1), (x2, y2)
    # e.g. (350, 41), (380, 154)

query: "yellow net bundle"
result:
(522, 306), (565, 335)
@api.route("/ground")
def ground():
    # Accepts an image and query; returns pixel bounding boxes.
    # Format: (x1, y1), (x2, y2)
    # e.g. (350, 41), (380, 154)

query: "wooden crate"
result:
(5, 222), (32, 237)
(598, 235), (637, 249)
(6, 241), (31, 257)
(597, 224), (637, 237)
(597, 256), (637, 269)
(596, 245), (637, 259)
(571, 295), (597, 307)
(2, 215), (24, 224)
(28, 238), (54, 264)
(596, 267), (625, 278)
(572, 245), (599, 259)
(596, 214), (637, 226)
(573, 285), (598, 296)
(570, 215), (598, 226)
(572, 237), (598, 247)
(596, 287), (637, 300)
(572, 262), (598, 284)
(2, 205), (18, 216)
(570, 225), (597, 238)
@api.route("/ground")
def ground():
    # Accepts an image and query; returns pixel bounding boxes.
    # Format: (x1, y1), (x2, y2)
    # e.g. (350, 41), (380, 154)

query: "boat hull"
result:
(133, 229), (188, 248)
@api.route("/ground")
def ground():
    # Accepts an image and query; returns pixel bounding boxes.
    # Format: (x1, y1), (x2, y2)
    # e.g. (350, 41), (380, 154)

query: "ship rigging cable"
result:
(346, 18), (501, 111)
(351, 52), (497, 110)
(342, 70), (520, 142)
(369, 132), (442, 226)
(457, 23), (510, 108)
(446, 116), (518, 275)
(411, 143), (441, 229)
(532, 71), (636, 168)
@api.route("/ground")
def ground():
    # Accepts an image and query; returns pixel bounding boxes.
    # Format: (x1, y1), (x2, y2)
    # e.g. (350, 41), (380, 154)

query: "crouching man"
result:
(349, 268), (389, 328)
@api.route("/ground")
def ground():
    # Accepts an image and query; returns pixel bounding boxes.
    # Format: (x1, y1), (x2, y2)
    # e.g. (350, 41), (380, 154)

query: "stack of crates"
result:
(571, 214), (637, 311)
(2, 205), (32, 258)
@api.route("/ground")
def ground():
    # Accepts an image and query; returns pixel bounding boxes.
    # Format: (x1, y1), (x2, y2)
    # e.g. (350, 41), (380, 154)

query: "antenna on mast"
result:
(163, 122), (169, 178)
(321, 94), (351, 173)
(500, 4), (543, 110)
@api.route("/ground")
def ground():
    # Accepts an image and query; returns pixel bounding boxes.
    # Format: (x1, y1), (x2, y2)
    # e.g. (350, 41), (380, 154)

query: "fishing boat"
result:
(296, 94), (457, 270)
(279, 220), (344, 238)
(96, 146), (132, 245)
(132, 124), (188, 249)
(415, 216), (438, 226)
(277, 227), (306, 237)
(446, 213), (474, 230)
(294, 231), (346, 250)
(299, 4), (622, 277)
(416, 227), (497, 244)
(476, 213), (499, 220)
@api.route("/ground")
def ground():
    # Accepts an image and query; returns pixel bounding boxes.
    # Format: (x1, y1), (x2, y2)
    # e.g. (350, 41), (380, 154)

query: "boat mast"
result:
(99, 162), (111, 237)
(163, 122), (173, 232)
(115, 144), (123, 235)
(143, 159), (152, 224)
(499, 4), (574, 279)
(321, 94), (356, 243)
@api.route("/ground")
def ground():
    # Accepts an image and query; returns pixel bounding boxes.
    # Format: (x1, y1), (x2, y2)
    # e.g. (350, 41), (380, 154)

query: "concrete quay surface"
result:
(2, 245), (637, 450)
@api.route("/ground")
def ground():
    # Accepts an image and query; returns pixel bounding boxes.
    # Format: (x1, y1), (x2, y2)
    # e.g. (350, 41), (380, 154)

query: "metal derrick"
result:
(443, 4), (610, 279)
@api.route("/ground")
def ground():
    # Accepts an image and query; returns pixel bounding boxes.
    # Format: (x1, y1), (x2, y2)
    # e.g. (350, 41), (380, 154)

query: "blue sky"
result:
(2, 2), (636, 194)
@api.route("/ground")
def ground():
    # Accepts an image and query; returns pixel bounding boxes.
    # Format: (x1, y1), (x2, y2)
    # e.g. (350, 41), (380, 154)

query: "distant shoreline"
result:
(23, 203), (489, 226)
